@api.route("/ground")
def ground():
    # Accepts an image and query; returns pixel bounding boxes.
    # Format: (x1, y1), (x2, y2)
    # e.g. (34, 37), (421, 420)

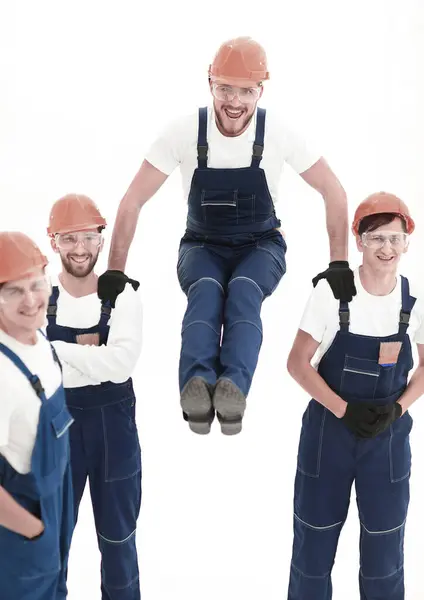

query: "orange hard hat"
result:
(208, 36), (269, 85)
(47, 193), (106, 236)
(0, 232), (48, 284)
(352, 192), (415, 235)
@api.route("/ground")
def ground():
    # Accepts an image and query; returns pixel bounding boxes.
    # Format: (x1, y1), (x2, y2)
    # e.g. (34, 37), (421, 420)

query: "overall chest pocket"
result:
(200, 189), (255, 225)
(340, 356), (380, 399)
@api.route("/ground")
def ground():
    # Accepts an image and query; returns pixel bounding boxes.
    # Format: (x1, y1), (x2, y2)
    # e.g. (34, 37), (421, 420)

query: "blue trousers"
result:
(288, 401), (411, 600)
(177, 230), (286, 396)
(67, 382), (142, 600)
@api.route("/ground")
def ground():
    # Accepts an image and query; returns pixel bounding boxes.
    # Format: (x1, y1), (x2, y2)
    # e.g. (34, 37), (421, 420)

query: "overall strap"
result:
(0, 342), (46, 400)
(46, 285), (60, 324)
(398, 276), (417, 336)
(338, 300), (350, 333)
(99, 301), (112, 328)
(251, 107), (266, 168)
(197, 107), (208, 168)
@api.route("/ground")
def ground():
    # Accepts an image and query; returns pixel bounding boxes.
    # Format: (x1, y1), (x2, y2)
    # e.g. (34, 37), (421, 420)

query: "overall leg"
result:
(67, 409), (88, 524)
(355, 415), (412, 600)
(214, 234), (286, 433)
(57, 460), (75, 599)
(288, 404), (355, 600)
(56, 410), (87, 596)
(87, 400), (142, 600)
(177, 240), (230, 432)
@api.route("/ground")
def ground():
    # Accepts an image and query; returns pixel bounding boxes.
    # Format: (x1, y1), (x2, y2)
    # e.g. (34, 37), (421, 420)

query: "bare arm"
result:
(108, 160), (169, 270)
(0, 486), (44, 538)
(287, 329), (347, 418)
(300, 157), (348, 262)
(398, 343), (424, 414)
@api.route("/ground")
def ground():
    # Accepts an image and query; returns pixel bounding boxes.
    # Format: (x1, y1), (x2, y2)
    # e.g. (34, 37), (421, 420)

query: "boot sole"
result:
(213, 379), (246, 436)
(180, 377), (214, 435)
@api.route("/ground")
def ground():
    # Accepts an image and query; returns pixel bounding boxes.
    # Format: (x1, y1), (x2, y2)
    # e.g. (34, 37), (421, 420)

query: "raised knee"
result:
(188, 277), (224, 296)
(228, 276), (263, 298)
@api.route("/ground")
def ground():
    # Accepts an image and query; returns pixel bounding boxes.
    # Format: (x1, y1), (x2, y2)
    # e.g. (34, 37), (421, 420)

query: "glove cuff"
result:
(329, 260), (349, 268)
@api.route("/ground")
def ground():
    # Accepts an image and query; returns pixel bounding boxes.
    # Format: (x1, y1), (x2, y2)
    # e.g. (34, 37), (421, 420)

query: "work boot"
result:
(180, 376), (215, 435)
(213, 378), (246, 435)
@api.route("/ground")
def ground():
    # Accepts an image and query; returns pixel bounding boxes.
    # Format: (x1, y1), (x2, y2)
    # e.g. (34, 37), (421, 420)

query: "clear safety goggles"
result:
(361, 230), (409, 250)
(55, 231), (102, 250)
(0, 275), (52, 305)
(211, 83), (261, 104)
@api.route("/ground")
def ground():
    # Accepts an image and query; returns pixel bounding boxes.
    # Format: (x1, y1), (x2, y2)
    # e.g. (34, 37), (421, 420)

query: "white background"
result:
(1, 1), (424, 598)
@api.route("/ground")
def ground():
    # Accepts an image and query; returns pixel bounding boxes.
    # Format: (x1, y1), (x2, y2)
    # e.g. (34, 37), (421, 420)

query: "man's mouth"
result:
(377, 255), (395, 262)
(224, 108), (244, 120)
(70, 256), (89, 265)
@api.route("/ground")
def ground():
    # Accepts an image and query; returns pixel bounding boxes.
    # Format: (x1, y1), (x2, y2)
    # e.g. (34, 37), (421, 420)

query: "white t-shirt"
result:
(299, 268), (424, 368)
(0, 329), (62, 474)
(48, 280), (143, 388)
(145, 106), (321, 204)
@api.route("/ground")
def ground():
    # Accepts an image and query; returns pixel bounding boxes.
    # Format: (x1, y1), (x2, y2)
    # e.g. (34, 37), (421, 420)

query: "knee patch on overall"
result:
(97, 528), (139, 590)
(359, 519), (406, 581)
(225, 276), (263, 337)
(182, 277), (225, 337)
(291, 513), (344, 579)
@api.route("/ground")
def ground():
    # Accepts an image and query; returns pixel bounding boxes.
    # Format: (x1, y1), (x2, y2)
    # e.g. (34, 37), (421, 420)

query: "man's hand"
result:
(76, 333), (100, 346)
(97, 270), (140, 308)
(26, 518), (45, 540)
(342, 401), (402, 438)
(312, 261), (356, 302)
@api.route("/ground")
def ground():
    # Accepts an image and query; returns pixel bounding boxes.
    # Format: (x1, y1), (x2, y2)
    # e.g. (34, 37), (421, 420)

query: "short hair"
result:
(358, 213), (407, 236)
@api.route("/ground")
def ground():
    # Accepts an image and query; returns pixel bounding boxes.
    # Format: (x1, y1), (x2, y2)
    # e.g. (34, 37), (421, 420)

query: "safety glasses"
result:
(0, 275), (51, 305)
(361, 230), (409, 250)
(211, 83), (261, 104)
(55, 231), (102, 250)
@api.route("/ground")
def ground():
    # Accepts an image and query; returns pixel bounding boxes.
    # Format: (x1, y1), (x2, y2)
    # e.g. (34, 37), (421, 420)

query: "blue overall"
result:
(0, 336), (74, 600)
(288, 276), (415, 600)
(46, 287), (142, 600)
(177, 107), (287, 395)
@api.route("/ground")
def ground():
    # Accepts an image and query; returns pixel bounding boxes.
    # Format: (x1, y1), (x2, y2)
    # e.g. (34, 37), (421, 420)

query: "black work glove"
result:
(342, 401), (402, 439)
(97, 270), (140, 308)
(362, 402), (403, 437)
(312, 261), (356, 302)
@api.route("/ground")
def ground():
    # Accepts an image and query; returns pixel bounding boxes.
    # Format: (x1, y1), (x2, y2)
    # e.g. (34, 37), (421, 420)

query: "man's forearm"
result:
(398, 365), (424, 413)
(107, 160), (169, 271)
(288, 359), (346, 418)
(324, 187), (349, 262)
(108, 198), (141, 271)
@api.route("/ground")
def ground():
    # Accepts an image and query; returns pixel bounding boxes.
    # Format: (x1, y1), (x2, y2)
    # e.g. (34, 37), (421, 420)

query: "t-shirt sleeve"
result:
(280, 122), (322, 174)
(299, 281), (333, 343)
(413, 298), (424, 344)
(145, 114), (194, 176)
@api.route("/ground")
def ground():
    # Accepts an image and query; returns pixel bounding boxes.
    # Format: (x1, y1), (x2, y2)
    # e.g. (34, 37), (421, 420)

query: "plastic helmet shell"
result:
(352, 192), (415, 235)
(208, 36), (269, 85)
(47, 193), (106, 235)
(0, 231), (48, 284)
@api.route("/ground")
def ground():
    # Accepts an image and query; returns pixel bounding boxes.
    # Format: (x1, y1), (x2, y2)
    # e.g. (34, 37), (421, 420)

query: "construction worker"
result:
(0, 232), (74, 599)
(286, 192), (424, 600)
(45, 194), (143, 600)
(97, 36), (355, 435)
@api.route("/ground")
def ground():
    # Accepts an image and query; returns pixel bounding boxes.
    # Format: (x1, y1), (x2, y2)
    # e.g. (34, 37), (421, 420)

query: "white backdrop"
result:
(2, 1), (424, 598)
